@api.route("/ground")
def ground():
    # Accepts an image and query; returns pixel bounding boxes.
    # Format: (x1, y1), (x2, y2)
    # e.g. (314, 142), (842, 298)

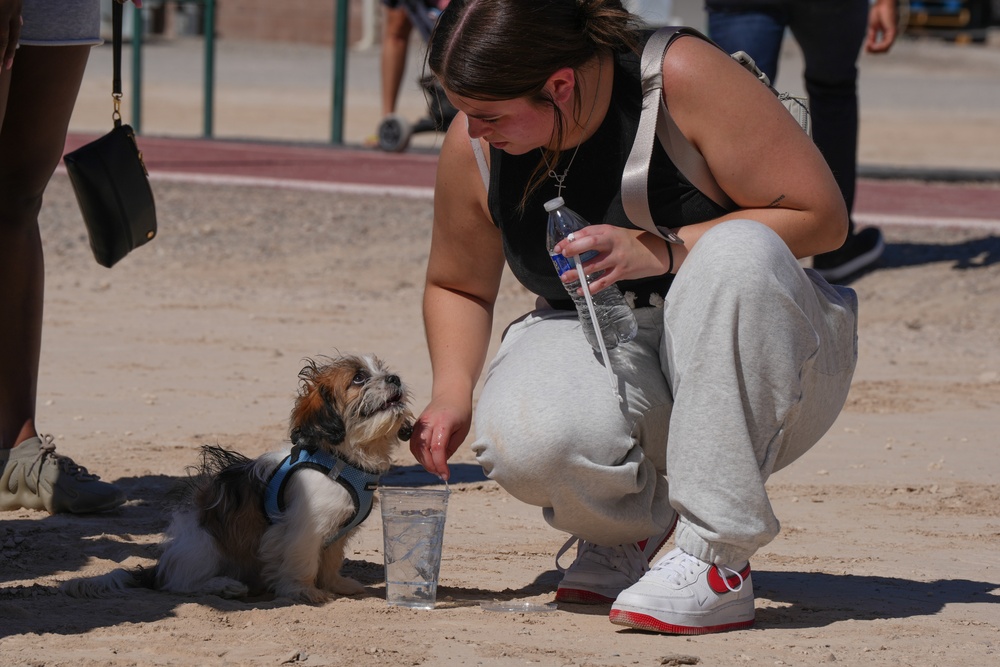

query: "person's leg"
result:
(471, 306), (677, 602)
(380, 4), (414, 118)
(611, 219), (858, 633)
(0, 45), (126, 514)
(790, 0), (884, 281)
(788, 0), (868, 222)
(663, 220), (857, 566)
(706, 5), (788, 84)
(0, 45), (91, 449)
(472, 307), (673, 546)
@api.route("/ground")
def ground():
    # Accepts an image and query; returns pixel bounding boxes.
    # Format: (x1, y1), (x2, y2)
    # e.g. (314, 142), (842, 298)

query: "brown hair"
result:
(428, 0), (639, 206)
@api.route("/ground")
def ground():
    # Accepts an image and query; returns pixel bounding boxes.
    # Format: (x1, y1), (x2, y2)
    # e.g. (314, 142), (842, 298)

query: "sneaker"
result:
(0, 435), (126, 514)
(811, 226), (885, 282)
(609, 547), (754, 634)
(555, 513), (678, 604)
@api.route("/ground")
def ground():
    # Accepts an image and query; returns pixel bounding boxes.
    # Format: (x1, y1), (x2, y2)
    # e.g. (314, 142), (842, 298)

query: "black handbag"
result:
(64, 0), (156, 268)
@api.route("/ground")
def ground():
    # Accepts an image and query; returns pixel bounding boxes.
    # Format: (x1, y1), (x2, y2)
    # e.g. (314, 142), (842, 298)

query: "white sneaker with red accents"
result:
(609, 547), (755, 634)
(555, 513), (677, 604)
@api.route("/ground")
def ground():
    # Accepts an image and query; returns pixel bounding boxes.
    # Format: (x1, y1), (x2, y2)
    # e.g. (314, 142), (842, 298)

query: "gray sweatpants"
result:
(471, 219), (858, 567)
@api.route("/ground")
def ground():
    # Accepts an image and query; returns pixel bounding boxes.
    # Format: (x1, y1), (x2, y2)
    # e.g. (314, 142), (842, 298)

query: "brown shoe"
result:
(0, 435), (126, 514)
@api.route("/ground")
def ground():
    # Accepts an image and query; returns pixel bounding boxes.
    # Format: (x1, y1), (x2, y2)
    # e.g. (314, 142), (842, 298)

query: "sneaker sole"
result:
(813, 234), (885, 282)
(555, 587), (617, 604)
(609, 608), (754, 635)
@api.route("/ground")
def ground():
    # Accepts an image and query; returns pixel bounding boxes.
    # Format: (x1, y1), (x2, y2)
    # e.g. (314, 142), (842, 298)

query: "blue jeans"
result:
(707, 0), (869, 228)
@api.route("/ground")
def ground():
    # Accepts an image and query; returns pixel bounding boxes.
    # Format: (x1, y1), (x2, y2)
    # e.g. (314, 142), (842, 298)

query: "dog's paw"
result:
(324, 575), (366, 597)
(200, 577), (250, 599)
(60, 577), (116, 599)
(60, 569), (138, 598)
(276, 584), (330, 604)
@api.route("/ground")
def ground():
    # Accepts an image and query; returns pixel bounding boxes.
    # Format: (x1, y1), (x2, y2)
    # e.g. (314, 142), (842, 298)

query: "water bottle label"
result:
(550, 253), (573, 276)
(550, 250), (598, 277)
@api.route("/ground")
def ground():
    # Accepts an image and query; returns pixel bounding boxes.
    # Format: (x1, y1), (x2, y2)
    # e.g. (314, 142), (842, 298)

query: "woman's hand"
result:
(408, 399), (471, 482)
(552, 224), (675, 295)
(866, 0), (897, 54)
(1, 0), (22, 71)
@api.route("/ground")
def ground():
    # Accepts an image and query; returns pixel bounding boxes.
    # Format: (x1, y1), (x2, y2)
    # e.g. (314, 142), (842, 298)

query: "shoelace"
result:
(649, 549), (700, 584)
(651, 549), (746, 592)
(33, 435), (101, 482)
(555, 536), (650, 579)
(716, 563), (746, 593)
(555, 536), (579, 573)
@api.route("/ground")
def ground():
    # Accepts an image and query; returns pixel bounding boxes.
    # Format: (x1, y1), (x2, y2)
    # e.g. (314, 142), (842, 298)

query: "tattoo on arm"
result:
(767, 194), (786, 208)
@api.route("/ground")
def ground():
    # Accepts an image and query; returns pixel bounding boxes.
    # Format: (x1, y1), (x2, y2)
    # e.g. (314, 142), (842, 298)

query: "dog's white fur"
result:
(61, 354), (412, 603)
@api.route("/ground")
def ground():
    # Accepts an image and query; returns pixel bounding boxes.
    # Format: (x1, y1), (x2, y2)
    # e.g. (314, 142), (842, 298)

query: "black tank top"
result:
(486, 35), (727, 310)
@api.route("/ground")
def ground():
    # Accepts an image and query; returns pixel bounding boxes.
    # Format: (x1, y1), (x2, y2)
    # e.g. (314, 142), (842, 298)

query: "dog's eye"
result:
(352, 370), (368, 385)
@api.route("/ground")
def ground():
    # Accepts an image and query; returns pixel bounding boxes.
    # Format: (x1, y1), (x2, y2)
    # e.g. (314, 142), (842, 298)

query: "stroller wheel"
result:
(377, 114), (412, 152)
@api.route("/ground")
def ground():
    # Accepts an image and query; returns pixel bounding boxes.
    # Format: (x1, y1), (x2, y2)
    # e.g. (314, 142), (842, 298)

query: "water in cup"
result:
(380, 487), (448, 609)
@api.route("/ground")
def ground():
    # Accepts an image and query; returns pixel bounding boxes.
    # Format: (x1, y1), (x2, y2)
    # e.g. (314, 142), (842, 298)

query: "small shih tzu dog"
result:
(62, 354), (413, 603)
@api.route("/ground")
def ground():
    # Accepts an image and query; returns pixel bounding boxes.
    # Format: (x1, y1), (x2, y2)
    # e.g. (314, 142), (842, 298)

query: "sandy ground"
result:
(0, 168), (998, 666)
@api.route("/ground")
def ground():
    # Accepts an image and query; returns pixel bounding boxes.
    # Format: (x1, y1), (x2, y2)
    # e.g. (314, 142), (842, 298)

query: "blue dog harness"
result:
(263, 446), (381, 547)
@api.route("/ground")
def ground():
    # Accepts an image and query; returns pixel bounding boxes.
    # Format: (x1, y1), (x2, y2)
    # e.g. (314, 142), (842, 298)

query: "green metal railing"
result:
(331, 0), (349, 144)
(128, 0), (349, 144)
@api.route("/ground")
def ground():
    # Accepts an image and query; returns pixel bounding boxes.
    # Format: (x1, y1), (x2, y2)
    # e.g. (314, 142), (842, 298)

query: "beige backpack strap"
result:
(622, 27), (735, 244)
(622, 28), (812, 238)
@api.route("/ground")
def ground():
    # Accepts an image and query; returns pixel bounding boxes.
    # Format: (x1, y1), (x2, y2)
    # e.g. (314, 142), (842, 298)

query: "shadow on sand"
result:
(836, 233), (999, 284)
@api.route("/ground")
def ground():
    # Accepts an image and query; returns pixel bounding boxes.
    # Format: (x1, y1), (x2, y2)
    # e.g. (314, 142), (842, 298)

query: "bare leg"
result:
(380, 6), (413, 118)
(0, 45), (91, 449)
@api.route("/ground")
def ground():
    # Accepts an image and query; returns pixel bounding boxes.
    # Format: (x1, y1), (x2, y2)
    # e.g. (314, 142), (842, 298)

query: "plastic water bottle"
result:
(545, 197), (638, 350)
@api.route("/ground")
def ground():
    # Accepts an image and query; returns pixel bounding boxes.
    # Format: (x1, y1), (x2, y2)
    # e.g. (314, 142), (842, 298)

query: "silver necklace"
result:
(542, 57), (602, 199)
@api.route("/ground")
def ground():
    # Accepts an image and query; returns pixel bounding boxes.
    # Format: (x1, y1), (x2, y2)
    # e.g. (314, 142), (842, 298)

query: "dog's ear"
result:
(291, 377), (347, 448)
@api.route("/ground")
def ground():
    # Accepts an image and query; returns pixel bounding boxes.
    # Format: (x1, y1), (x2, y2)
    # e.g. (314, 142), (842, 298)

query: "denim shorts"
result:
(382, 0), (438, 9)
(20, 0), (102, 46)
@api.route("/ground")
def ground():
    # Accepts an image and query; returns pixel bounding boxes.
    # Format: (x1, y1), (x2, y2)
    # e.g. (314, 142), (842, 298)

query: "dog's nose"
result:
(387, 375), (401, 387)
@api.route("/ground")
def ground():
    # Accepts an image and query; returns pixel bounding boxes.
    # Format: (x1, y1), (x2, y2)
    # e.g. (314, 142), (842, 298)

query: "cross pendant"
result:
(553, 173), (566, 198)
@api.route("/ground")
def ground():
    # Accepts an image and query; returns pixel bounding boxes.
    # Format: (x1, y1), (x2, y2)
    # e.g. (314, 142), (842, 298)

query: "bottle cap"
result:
(543, 197), (565, 212)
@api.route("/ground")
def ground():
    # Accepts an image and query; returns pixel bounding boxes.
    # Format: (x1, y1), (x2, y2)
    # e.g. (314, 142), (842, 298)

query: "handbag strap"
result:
(112, 1), (124, 127)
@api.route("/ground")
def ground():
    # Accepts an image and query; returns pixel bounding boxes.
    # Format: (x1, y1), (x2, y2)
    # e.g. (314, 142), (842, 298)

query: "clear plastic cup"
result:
(380, 487), (449, 609)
